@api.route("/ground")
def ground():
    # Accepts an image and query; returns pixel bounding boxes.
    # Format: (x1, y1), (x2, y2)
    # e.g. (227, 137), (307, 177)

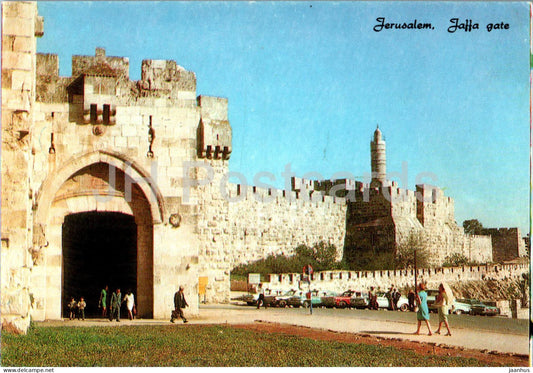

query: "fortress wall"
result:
(464, 234), (493, 263)
(29, 50), (230, 319)
(484, 228), (527, 262)
(345, 188), (395, 252)
(197, 174), (347, 303)
(1, 2), (42, 334)
(266, 263), (529, 296)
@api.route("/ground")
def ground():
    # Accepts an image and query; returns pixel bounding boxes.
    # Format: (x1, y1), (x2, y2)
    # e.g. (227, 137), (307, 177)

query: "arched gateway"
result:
(31, 151), (164, 320)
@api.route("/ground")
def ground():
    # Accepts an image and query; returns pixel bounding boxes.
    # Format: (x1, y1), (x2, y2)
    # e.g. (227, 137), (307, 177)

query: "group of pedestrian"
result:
(414, 282), (453, 336)
(67, 297), (87, 320)
(98, 285), (136, 322)
(368, 286), (378, 310)
(367, 285), (402, 310)
(366, 281), (454, 337)
(66, 284), (189, 323)
(386, 285), (402, 311)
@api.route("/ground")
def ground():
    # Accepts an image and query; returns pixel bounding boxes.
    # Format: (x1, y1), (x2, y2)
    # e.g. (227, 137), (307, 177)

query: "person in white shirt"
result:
(123, 290), (135, 320)
(256, 283), (266, 309)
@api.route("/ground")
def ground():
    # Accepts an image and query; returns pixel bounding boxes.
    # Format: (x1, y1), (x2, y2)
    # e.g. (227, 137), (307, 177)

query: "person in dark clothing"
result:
(393, 288), (401, 311)
(386, 285), (395, 310)
(171, 285), (188, 323)
(109, 288), (122, 322)
(408, 289), (416, 312)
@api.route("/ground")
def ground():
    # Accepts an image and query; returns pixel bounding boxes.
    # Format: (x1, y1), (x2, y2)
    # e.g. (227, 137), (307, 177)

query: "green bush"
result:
(231, 241), (344, 279)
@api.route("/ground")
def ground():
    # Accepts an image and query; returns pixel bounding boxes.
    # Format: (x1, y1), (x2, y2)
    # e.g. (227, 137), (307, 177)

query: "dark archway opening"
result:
(62, 211), (137, 318)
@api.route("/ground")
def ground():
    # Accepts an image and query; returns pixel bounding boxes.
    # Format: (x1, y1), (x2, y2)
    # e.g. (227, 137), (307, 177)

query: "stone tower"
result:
(370, 125), (387, 187)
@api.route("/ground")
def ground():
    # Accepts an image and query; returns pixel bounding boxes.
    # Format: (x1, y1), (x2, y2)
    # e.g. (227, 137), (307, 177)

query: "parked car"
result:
(451, 299), (472, 314)
(427, 290), (470, 314)
(334, 290), (358, 308)
(235, 292), (277, 307)
(352, 294), (370, 309)
(288, 290), (334, 308)
(375, 291), (410, 312)
(273, 290), (298, 308)
(470, 300), (500, 316)
(426, 289), (440, 312)
(320, 292), (337, 308)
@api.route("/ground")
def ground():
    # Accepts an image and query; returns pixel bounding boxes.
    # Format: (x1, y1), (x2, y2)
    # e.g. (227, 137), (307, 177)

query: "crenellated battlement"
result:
(266, 262), (529, 296)
(37, 48), (199, 106)
(224, 179), (345, 206)
(483, 227), (521, 235)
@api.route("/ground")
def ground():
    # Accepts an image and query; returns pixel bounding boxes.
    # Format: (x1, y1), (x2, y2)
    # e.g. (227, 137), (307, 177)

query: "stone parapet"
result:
(266, 263), (529, 295)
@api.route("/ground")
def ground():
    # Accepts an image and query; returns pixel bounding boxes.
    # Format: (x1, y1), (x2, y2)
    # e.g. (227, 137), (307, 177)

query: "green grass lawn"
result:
(2, 324), (492, 367)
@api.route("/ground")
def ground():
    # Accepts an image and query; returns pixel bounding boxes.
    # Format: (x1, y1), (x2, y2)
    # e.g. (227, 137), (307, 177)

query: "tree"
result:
(463, 219), (484, 235)
(230, 241), (341, 279)
(442, 253), (473, 267)
(395, 231), (431, 269)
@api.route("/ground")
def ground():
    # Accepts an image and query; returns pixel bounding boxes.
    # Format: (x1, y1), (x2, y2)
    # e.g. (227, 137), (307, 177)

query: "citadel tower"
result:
(370, 125), (387, 187)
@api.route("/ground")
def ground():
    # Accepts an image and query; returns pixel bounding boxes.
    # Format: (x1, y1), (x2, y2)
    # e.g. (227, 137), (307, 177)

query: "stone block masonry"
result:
(1, 1), (41, 334)
(267, 263), (529, 303)
(483, 228), (527, 262)
(1, 2), (524, 335)
(3, 2), (347, 327)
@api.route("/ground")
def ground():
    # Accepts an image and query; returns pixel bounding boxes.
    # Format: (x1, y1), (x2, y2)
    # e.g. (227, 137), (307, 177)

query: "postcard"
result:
(1, 1), (530, 368)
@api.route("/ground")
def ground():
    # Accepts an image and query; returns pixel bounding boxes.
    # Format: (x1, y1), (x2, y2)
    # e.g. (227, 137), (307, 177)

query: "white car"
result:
(375, 292), (409, 311)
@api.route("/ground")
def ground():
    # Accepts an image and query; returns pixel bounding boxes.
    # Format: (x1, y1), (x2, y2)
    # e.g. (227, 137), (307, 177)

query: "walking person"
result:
(256, 283), (266, 309)
(109, 288), (122, 322)
(123, 289), (135, 320)
(99, 285), (108, 318)
(414, 282), (432, 336)
(434, 283), (453, 336)
(171, 286), (188, 323)
(77, 297), (86, 320)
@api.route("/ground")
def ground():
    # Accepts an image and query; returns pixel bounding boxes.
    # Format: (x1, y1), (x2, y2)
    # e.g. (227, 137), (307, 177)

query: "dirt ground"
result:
(231, 321), (529, 367)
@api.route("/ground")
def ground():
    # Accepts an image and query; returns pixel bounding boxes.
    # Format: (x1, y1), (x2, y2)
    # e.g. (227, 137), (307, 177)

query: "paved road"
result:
(195, 304), (530, 356)
(38, 304), (530, 356)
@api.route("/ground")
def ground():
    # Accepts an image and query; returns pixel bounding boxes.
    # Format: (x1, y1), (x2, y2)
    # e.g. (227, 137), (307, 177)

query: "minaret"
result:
(370, 125), (387, 187)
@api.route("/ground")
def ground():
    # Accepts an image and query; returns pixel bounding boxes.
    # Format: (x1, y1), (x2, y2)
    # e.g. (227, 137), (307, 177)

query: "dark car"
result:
(273, 290), (298, 308)
(234, 293), (277, 307)
(470, 300), (500, 316)
(352, 294), (370, 309)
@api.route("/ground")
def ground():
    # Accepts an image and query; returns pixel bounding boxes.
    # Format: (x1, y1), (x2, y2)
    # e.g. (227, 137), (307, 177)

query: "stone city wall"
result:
(483, 228), (527, 262)
(345, 183), (493, 266)
(266, 262), (529, 295)
(196, 168), (347, 303)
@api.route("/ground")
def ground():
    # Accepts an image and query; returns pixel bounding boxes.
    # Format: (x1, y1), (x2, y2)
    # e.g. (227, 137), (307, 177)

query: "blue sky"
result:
(36, 2), (530, 233)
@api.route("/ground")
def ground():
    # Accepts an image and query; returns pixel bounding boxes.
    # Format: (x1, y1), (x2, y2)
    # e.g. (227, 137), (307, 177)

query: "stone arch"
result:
(31, 151), (164, 320)
(34, 150), (165, 231)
